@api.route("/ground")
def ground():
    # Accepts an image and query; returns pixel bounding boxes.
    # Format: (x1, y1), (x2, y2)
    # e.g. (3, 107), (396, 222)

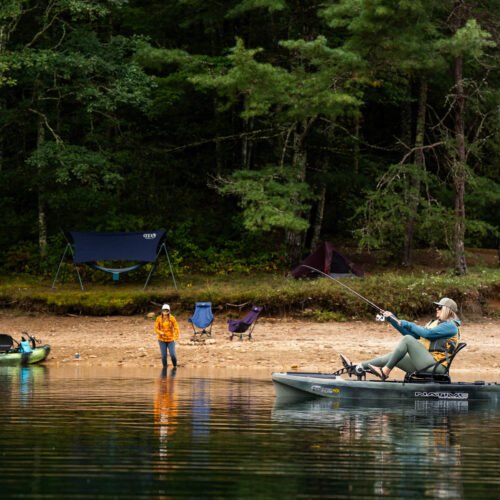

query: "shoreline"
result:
(1, 312), (499, 382)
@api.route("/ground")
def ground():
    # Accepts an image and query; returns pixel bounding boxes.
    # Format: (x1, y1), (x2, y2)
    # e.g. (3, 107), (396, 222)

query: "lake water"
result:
(0, 365), (499, 499)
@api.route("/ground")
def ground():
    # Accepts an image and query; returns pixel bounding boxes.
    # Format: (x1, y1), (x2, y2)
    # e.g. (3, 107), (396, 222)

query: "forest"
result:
(1, 0), (499, 280)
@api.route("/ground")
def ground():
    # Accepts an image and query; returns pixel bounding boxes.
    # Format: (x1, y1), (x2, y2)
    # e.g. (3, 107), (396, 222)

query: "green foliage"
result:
(353, 163), (448, 252)
(193, 36), (362, 121)
(0, 0), (499, 277)
(26, 142), (122, 189)
(215, 165), (314, 232)
(226, 0), (287, 17)
(435, 18), (496, 59)
(2, 234), (67, 279)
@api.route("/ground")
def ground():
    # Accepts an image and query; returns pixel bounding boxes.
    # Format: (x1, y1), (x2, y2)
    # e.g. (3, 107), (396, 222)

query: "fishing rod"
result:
(299, 264), (386, 319)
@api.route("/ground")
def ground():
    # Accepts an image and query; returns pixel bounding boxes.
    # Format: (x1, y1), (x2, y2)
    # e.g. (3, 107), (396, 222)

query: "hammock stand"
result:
(52, 230), (177, 291)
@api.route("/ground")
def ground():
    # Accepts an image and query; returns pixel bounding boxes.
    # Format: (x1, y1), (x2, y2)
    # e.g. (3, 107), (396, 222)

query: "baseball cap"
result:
(162, 304), (170, 311)
(433, 298), (458, 313)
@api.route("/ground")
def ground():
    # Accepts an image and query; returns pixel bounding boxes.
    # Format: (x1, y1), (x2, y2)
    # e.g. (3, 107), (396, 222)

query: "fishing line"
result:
(298, 264), (384, 315)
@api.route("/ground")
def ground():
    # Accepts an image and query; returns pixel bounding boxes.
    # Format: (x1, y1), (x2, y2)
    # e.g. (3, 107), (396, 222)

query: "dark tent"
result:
(291, 242), (364, 278)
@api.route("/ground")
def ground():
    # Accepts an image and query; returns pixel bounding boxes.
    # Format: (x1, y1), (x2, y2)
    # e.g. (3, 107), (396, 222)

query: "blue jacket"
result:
(386, 316), (460, 340)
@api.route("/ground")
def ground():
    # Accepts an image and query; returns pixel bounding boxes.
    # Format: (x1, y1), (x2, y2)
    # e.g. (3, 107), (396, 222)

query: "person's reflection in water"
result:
(17, 366), (46, 407)
(154, 367), (178, 459)
(19, 367), (31, 406)
(393, 405), (464, 498)
(427, 414), (463, 498)
(334, 403), (464, 498)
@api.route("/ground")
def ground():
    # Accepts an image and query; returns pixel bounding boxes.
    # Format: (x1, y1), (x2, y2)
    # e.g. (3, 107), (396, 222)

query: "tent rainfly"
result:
(52, 230), (177, 291)
(291, 242), (364, 279)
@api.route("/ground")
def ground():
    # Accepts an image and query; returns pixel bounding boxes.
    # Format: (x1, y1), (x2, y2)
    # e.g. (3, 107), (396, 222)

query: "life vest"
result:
(419, 319), (461, 367)
(19, 340), (33, 353)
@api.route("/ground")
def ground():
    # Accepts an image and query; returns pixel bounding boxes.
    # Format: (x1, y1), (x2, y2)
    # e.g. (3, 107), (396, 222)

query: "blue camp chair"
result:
(228, 305), (263, 341)
(188, 302), (214, 339)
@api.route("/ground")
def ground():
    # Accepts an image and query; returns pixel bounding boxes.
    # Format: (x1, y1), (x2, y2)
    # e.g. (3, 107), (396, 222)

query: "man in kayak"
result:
(155, 304), (180, 368)
(340, 297), (461, 380)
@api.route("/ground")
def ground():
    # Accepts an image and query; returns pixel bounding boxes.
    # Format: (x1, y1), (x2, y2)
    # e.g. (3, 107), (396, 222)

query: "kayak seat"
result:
(0, 334), (14, 352)
(188, 302), (214, 339)
(228, 305), (262, 341)
(404, 342), (467, 383)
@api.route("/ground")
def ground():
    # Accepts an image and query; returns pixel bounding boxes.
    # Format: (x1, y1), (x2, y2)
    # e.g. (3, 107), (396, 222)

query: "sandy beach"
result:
(1, 312), (499, 381)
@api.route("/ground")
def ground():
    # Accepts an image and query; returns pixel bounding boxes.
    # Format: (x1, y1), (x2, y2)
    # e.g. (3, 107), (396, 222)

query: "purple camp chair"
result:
(228, 306), (263, 341)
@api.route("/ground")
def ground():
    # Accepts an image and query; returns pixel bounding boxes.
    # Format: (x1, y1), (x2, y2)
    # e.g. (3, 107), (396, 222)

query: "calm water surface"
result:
(0, 365), (499, 499)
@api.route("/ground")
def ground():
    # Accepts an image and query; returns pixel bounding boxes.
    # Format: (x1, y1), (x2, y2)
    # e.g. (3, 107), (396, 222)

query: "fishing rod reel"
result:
(375, 313), (385, 322)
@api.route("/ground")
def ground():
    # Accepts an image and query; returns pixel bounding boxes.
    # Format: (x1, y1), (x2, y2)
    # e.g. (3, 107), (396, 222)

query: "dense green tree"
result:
(0, 0), (498, 276)
(323, 0), (499, 273)
(0, 0), (153, 256)
(322, 0), (444, 266)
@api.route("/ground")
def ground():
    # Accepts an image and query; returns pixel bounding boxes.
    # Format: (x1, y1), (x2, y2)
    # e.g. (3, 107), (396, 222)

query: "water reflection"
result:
(0, 365), (47, 406)
(154, 368), (178, 459)
(272, 397), (500, 499)
(0, 367), (498, 499)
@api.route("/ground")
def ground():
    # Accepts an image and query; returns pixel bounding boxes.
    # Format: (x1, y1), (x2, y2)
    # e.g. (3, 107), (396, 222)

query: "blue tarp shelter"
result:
(52, 230), (177, 291)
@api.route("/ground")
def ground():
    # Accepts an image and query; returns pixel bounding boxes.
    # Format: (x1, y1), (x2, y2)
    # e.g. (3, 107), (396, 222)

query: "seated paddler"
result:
(340, 297), (461, 380)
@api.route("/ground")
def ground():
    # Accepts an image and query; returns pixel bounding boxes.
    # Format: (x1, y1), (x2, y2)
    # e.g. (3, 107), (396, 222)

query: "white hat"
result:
(162, 304), (170, 311)
(433, 298), (458, 313)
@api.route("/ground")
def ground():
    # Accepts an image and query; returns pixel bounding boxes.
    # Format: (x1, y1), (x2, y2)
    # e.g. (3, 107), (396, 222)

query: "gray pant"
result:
(361, 335), (446, 374)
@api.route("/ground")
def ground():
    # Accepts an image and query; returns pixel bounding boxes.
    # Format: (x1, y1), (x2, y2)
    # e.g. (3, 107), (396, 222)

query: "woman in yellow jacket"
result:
(155, 304), (179, 368)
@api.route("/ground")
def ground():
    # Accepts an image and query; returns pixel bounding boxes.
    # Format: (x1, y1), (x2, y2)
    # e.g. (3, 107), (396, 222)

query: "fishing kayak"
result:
(272, 371), (500, 406)
(0, 345), (51, 367)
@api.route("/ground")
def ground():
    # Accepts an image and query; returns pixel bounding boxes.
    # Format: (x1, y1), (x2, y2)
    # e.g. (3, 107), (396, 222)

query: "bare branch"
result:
(157, 128), (280, 153)
(28, 108), (61, 143)
(26, 1), (59, 48)
(399, 142), (445, 165)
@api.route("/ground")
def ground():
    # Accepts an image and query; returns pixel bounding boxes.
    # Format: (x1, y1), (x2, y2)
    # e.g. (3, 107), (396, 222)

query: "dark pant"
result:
(158, 340), (177, 368)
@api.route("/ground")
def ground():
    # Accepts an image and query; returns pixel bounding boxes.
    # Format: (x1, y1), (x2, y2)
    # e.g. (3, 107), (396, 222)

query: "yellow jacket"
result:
(155, 314), (179, 342)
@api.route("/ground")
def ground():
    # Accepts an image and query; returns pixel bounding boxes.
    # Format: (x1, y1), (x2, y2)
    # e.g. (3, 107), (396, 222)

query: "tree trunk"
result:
(214, 98), (223, 175)
(36, 116), (47, 257)
(0, 27), (6, 173)
(353, 114), (360, 174)
(452, 4), (468, 275)
(285, 121), (308, 266)
(403, 78), (427, 266)
(400, 93), (412, 155)
(310, 159), (327, 251)
(241, 115), (254, 170)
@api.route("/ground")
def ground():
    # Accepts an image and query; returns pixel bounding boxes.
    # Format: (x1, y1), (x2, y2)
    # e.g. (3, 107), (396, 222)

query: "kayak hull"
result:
(0, 345), (51, 367)
(272, 371), (500, 406)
